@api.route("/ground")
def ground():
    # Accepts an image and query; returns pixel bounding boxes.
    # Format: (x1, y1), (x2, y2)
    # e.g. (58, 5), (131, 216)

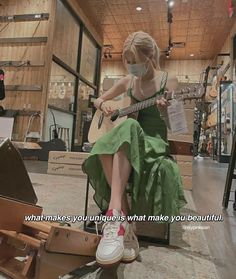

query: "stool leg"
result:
(83, 176), (90, 231)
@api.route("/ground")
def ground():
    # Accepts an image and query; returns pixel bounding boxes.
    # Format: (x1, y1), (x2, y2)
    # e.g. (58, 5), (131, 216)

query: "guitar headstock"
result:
(166, 84), (204, 103)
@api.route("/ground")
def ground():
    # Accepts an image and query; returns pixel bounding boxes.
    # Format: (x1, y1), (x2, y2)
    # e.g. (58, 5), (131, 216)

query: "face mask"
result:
(127, 61), (149, 77)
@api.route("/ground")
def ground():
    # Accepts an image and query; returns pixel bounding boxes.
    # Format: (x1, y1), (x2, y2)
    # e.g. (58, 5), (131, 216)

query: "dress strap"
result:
(127, 75), (135, 97)
(160, 71), (168, 91)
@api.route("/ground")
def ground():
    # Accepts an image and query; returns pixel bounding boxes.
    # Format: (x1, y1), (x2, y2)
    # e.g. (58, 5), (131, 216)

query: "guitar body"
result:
(88, 96), (132, 143)
(209, 76), (218, 98)
(209, 62), (230, 98)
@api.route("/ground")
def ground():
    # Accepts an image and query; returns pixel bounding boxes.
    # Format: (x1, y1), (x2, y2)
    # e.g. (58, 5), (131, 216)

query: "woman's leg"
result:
(109, 148), (132, 212)
(99, 153), (131, 215)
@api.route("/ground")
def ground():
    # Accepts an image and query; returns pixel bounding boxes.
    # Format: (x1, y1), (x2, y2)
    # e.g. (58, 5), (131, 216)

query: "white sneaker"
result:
(96, 209), (128, 267)
(122, 222), (139, 263)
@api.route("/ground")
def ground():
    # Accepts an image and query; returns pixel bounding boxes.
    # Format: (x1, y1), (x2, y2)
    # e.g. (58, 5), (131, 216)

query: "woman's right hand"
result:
(100, 101), (114, 116)
(94, 98), (114, 116)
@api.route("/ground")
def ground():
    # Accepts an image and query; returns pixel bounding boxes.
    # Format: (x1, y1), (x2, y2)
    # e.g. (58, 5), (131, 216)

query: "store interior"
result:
(0, 0), (236, 279)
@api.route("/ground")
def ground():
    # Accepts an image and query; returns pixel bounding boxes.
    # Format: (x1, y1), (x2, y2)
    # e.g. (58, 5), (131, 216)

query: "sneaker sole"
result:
(121, 253), (139, 263)
(96, 252), (123, 267)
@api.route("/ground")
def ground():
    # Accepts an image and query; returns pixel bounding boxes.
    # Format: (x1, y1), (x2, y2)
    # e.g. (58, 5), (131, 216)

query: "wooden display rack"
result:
(0, 196), (100, 279)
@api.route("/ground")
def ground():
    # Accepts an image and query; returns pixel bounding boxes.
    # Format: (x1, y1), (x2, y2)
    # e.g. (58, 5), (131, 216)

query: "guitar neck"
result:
(117, 87), (198, 118)
(219, 63), (230, 79)
(118, 95), (157, 117)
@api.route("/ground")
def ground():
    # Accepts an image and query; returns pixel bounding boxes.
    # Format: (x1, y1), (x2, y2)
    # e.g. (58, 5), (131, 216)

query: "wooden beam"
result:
(41, 0), (57, 139)
(0, 230), (41, 248)
(23, 221), (52, 234)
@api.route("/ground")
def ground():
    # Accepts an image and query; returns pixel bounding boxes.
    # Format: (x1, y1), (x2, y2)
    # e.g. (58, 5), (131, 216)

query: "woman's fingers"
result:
(156, 97), (168, 108)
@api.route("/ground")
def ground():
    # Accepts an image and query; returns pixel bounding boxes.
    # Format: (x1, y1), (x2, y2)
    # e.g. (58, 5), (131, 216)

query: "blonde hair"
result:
(122, 31), (160, 70)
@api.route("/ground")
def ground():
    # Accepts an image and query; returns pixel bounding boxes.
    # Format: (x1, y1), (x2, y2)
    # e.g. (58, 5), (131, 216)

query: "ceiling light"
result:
(169, 1), (175, 7)
(136, 6), (142, 11)
(190, 54), (194, 57)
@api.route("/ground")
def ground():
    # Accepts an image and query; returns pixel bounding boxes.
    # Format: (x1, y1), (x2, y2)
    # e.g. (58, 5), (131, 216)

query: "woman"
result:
(82, 31), (187, 266)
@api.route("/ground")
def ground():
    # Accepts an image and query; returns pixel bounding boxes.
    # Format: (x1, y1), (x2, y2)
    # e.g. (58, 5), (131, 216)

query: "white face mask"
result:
(127, 61), (149, 77)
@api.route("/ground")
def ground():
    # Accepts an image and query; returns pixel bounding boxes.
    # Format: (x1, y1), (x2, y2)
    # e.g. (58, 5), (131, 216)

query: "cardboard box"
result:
(174, 155), (193, 162)
(177, 161), (192, 176)
(182, 175), (192, 190)
(168, 134), (193, 143)
(48, 151), (89, 165)
(47, 163), (86, 177)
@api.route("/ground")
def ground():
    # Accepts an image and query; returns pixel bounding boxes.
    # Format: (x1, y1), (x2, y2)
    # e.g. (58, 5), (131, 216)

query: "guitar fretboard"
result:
(117, 87), (200, 118)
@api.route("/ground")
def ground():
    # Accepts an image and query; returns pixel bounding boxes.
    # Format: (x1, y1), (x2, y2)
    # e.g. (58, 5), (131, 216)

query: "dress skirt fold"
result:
(82, 117), (187, 218)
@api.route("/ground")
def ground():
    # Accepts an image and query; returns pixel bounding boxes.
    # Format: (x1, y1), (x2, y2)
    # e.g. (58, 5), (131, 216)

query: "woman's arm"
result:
(94, 76), (131, 114)
(157, 74), (179, 129)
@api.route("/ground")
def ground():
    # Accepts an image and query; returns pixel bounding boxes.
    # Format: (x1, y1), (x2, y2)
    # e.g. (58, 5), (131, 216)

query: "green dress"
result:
(82, 74), (187, 218)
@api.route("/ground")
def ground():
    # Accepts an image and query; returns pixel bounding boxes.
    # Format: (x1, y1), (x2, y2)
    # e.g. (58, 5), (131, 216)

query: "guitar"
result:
(88, 85), (204, 143)
(209, 62), (230, 98)
(58, 82), (66, 99)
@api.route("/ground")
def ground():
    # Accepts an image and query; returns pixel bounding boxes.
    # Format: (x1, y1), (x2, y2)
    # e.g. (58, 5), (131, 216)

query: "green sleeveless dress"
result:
(82, 74), (187, 218)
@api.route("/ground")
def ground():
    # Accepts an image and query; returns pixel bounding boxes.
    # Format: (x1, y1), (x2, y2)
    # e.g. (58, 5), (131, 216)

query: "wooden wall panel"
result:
(0, 44), (45, 62)
(101, 61), (126, 85)
(162, 59), (211, 83)
(0, 21), (49, 38)
(0, 0), (54, 141)
(101, 59), (211, 87)
(67, 0), (103, 46)
(0, 0), (52, 15)
(53, 0), (80, 70)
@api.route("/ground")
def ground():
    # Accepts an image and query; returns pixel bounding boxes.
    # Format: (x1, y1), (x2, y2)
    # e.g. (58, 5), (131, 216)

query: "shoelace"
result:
(102, 221), (122, 240)
(95, 220), (103, 235)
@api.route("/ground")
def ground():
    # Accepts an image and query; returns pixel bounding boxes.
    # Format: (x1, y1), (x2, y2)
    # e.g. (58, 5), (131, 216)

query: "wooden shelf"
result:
(0, 37), (47, 44)
(0, 13), (49, 22)
(5, 85), (42, 92)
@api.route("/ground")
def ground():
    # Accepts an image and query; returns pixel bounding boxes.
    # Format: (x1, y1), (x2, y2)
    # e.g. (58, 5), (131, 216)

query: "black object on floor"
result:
(0, 138), (37, 204)
(222, 128), (236, 210)
(19, 138), (66, 161)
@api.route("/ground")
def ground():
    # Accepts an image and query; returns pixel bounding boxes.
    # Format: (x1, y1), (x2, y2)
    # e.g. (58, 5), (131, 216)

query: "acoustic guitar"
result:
(209, 62), (230, 98)
(88, 85), (204, 143)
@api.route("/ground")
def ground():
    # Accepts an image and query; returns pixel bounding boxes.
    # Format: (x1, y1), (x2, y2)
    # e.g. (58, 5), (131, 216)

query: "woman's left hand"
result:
(156, 97), (168, 110)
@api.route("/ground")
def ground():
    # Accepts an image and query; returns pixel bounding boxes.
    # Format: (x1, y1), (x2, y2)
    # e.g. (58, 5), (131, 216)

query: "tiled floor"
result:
(0, 158), (235, 278)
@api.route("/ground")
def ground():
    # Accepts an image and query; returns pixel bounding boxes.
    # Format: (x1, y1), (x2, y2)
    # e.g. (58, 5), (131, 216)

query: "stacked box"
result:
(47, 151), (89, 177)
(168, 104), (194, 191)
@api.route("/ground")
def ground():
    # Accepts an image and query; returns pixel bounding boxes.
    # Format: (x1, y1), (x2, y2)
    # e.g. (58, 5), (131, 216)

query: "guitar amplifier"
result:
(0, 138), (37, 204)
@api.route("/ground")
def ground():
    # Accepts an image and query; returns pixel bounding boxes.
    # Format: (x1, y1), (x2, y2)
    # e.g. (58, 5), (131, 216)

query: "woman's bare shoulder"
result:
(116, 75), (133, 90)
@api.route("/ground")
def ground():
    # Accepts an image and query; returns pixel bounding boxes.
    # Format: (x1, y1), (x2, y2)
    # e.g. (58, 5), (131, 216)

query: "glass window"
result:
(80, 32), (98, 83)
(74, 81), (94, 148)
(53, 0), (80, 70)
(48, 62), (76, 112)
